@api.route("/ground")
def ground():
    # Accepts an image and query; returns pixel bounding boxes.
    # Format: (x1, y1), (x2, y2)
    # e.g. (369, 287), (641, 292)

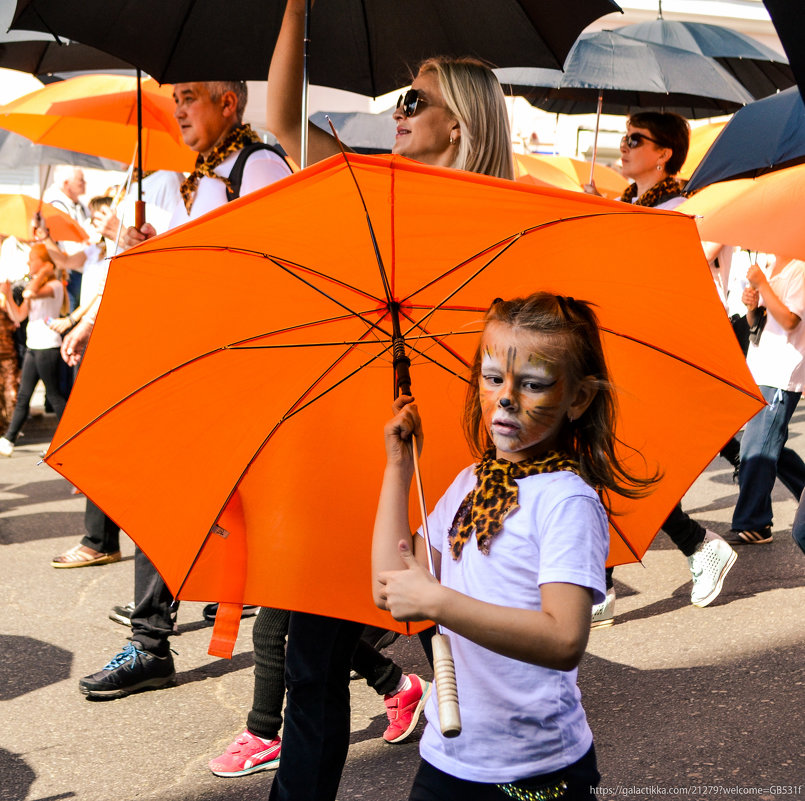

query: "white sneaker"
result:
(0, 437), (14, 457)
(591, 588), (615, 628)
(688, 531), (737, 608)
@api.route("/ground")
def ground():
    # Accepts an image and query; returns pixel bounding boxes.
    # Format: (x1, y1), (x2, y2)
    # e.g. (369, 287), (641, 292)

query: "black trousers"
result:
(130, 547), (175, 656)
(80, 498), (120, 553)
(268, 612), (363, 801)
(409, 745), (599, 801)
(4, 347), (66, 441)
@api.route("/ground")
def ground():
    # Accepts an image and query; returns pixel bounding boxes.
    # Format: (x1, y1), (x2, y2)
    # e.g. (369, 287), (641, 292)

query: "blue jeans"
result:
(732, 385), (805, 531)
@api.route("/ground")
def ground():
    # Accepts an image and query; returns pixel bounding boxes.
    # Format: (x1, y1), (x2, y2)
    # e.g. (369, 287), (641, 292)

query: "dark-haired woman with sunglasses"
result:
(616, 111), (690, 208)
(587, 111), (739, 627)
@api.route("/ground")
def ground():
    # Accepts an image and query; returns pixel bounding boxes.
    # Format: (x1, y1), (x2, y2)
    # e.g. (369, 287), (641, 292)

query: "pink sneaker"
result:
(382, 674), (431, 743)
(208, 730), (281, 777)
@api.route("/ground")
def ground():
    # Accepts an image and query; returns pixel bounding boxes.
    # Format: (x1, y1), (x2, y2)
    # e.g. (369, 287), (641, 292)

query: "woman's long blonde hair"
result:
(418, 57), (514, 181)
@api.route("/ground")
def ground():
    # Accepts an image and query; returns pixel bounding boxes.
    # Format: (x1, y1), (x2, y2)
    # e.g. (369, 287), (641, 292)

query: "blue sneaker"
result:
(78, 642), (175, 699)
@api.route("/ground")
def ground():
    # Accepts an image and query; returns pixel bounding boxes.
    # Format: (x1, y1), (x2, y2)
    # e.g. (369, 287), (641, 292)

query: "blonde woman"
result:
(260, 3), (516, 799)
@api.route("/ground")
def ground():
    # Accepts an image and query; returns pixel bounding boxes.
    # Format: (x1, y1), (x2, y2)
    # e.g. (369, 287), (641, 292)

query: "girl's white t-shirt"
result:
(26, 279), (64, 350)
(418, 465), (609, 784)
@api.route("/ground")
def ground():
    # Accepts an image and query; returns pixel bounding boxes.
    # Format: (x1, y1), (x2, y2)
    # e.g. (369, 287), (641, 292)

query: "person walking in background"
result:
(0, 244), (67, 457)
(726, 257), (805, 546)
(43, 166), (91, 312)
(587, 112), (737, 624)
(263, 3), (513, 796)
(61, 79), (292, 700)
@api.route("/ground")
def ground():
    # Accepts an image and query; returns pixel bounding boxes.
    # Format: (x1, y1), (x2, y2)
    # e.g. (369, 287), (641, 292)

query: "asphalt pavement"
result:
(2, 403), (804, 801)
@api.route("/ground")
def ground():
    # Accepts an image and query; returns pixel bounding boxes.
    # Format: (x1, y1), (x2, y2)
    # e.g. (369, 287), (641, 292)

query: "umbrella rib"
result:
(337, 152), (394, 305)
(117, 244), (391, 343)
(599, 326), (764, 400)
(607, 514), (641, 563)
(173, 335), (398, 598)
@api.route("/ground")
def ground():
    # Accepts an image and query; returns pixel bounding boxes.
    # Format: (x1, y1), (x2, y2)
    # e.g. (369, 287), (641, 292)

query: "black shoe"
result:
(109, 602), (135, 626)
(202, 603), (260, 622)
(723, 527), (773, 545)
(108, 602), (179, 634)
(78, 642), (175, 699)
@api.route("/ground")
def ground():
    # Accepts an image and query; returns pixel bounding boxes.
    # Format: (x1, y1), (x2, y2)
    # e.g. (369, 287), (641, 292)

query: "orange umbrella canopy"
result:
(514, 153), (628, 199)
(679, 120), (728, 181)
(678, 164), (805, 259)
(0, 193), (87, 241)
(45, 154), (763, 636)
(0, 74), (196, 171)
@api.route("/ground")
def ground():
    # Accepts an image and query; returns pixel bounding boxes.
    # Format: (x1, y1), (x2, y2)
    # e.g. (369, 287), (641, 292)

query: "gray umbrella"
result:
(495, 30), (754, 120)
(310, 109), (393, 154)
(495, 30), (754, 181)
(614, 17), (794, 100)
(0, 128), (124, 170)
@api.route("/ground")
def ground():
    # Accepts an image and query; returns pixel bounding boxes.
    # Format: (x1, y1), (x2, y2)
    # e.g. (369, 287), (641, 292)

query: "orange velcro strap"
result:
(207, 603), (243, 659)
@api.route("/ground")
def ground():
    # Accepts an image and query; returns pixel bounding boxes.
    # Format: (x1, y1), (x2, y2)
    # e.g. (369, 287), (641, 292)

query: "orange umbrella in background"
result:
(679, 120), (728, 181)
(0, 73), (196, 172)
(44, 153), (764, 655)
(514, 153), (628, 198)
(678, 164), (805, 260)
(0, 193), (87, 242)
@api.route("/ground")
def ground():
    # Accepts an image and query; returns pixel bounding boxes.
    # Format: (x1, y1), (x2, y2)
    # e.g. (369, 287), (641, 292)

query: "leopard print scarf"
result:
(179, 123), (262, 212)
(619, 175), (687, 208)
(447, 449), (580, 560)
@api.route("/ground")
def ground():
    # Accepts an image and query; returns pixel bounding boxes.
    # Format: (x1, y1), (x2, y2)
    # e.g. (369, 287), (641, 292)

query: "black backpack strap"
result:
(226, 142), (293, 202)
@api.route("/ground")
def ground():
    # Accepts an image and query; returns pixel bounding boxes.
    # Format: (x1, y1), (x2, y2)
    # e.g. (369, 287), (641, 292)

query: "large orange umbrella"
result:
(678, 164), (805, 260)
(44, 153), (763, 653)
(0, 193), (87, 242)
(0, 73), (196, 172)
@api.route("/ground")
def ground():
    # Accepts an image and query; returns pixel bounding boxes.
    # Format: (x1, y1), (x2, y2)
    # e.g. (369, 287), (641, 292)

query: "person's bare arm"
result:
(265, 0), (344, 166)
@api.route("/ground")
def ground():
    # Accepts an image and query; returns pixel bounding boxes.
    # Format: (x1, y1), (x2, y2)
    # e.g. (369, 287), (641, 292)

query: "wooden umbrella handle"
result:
(430, 632), (462, 737)
(134, 200), (146, 230)
(411, 441), (462, 737)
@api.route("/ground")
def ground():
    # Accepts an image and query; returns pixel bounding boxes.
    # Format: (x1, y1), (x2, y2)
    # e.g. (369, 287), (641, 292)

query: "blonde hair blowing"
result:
(419, 57), (513, 181)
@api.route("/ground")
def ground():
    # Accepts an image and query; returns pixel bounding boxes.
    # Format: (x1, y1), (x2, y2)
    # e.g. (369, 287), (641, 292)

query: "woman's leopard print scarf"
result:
(180, 123), (262, 212)
(447, 449), (580, 560)
(619, 175), (686, 208)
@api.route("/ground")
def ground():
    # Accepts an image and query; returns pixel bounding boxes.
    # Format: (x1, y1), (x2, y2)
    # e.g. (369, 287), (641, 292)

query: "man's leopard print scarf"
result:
(180, 123), (261, 212)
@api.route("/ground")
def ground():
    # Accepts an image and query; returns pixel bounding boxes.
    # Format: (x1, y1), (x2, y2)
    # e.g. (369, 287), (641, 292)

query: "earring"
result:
(656, 163), (662, 171)
(449, 134), (455, 145)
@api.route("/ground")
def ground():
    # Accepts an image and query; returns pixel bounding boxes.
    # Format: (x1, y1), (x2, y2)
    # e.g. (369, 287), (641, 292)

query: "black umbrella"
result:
(11, 0), (621, 95)
(763, 0), (805, 105)
(685, 86), (805, 193)
(0, 0), (129, 75)
(614, 17), (795, 100)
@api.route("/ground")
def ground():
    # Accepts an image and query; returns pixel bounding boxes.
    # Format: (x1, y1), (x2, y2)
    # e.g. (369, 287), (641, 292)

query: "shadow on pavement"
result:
(0, 635), (72, 700)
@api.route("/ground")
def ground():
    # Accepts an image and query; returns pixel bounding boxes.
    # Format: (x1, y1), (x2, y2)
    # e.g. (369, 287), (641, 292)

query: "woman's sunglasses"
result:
(621, 132), (662, 149)
(396, 89), (424, 118)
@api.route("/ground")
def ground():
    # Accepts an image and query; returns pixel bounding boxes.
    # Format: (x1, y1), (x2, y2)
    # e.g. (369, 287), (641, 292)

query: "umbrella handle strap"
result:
(208, 602), (244, 658)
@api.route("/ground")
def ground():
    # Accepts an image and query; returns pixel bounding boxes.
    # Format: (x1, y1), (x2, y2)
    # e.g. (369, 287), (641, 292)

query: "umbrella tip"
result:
(657, 0), (663, 19)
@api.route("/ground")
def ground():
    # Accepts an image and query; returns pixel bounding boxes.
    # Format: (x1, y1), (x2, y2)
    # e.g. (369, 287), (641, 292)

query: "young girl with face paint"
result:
(373, 293), (657, 800)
